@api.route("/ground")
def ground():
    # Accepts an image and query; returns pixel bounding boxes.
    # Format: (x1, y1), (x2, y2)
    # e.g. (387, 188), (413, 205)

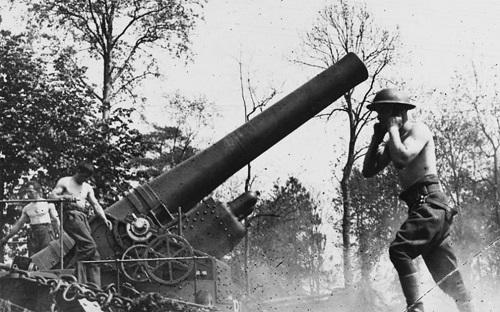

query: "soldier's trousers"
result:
(63, 210), (101, 286)
(389, 175), (471, 307)
(28, 223), (54, 256)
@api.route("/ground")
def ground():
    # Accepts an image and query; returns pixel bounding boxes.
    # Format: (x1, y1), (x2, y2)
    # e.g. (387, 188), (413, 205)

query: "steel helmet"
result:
(366, 88), (415, 111)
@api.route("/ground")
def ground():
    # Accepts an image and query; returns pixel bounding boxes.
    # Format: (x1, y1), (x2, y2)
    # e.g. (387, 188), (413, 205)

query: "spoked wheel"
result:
(112, 219), (134, 250)
(145, 233), (194, 285)
(120, 244), (151, 282)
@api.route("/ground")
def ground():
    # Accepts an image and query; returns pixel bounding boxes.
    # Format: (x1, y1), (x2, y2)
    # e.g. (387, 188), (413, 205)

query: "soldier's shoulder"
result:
(57, 176), (72, 184)
(22, 203), (33, 212)
(82, 182), (94, 192)
(409, 121), (432, 135)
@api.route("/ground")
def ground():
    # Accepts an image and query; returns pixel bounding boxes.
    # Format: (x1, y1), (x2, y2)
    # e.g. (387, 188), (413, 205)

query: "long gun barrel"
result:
(106, 52), (368, 224)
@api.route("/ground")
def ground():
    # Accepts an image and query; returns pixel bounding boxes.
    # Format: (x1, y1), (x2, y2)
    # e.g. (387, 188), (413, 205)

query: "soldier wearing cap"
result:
(362, 88), (473, 312)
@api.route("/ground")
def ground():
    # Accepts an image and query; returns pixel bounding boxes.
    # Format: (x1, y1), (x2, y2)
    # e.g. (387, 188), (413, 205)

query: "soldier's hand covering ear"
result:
(373, 123), (387, 138)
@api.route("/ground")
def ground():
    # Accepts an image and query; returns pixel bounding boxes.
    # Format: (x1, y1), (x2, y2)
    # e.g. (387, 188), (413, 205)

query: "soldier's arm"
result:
(48, 204), (60, 233)
(362, 124), (391, 178)
(48, 178), (73, 201)
(388, 122), (430, 168)
(0, 210), (29, 245)
(86, 186), (112, 230)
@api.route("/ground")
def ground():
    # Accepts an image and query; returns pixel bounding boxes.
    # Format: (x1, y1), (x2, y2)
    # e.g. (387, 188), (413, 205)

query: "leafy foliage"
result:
(131, 92), (213, 181)
(348, 167), (404, 279)
(230, 177), (326, 298)
(130, 125), (199, 181)
(0, 30), (92, 259)
(0, 30), (147, 260)
(24, 0), (206, 118)
(0, 30), (96, 195)
(77, 108), (147, 204)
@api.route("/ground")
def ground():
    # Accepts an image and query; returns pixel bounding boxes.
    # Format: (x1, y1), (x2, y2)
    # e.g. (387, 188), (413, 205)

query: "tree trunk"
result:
(341, 156), (355, 288)
(244, 221), (249, 295)
(494, 151), (500, 225)
(0, 176), (5, 262)
(359, 223), (371, 283)
(341, 103), (357, 288)
(102, 51), (112, 120)
(341, 183), (352, 288)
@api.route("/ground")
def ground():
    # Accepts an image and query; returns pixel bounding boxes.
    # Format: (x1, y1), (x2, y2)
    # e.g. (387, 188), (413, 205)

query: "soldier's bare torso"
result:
(56, 176), (92, 210)
(392, 121), (438, 189)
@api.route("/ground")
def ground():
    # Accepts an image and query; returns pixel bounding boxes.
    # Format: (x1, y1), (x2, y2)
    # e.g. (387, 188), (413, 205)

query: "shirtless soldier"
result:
(49, 161), (112, 286)
(362, 89), (473, 312)
(0, 181), (60, 256)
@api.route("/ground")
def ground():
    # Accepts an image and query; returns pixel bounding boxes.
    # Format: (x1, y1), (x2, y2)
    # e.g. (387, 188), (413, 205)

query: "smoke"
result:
(241, 249), (500, 312)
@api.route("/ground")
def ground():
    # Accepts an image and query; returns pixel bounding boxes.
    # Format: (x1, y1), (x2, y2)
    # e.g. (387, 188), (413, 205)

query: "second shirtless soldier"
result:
(49, 161), (112, 286)
(362, 89), (473, 312)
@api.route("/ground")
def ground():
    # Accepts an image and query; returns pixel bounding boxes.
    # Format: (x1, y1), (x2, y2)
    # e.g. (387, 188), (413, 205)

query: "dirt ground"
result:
(242, 285), (499, 312)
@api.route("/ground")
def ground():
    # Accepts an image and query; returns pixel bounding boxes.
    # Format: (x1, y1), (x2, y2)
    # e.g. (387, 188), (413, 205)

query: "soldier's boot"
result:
(407, 302), (424, 312)
(439, 272), (474, 312)
(456, 300), (474, 312)
(399, 273), (424, 312)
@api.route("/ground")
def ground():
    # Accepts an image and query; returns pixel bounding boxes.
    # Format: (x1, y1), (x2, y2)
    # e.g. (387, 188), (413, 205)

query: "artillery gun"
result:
(0, 53), (368, 312)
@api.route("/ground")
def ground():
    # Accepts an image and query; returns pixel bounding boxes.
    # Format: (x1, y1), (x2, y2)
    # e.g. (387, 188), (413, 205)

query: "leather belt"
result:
(399, 182), (442, 207)
(64, 205), (88, 214)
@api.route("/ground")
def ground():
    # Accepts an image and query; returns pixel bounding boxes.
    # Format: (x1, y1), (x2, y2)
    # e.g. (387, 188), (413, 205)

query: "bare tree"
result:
(237, 58), (278, 294)
(426, 80), (483, 210)
(296, 0), (399, 288)
(438, 64), (500, 227)
(468, 64), (500, 225)
(238, 60), (277, 191)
